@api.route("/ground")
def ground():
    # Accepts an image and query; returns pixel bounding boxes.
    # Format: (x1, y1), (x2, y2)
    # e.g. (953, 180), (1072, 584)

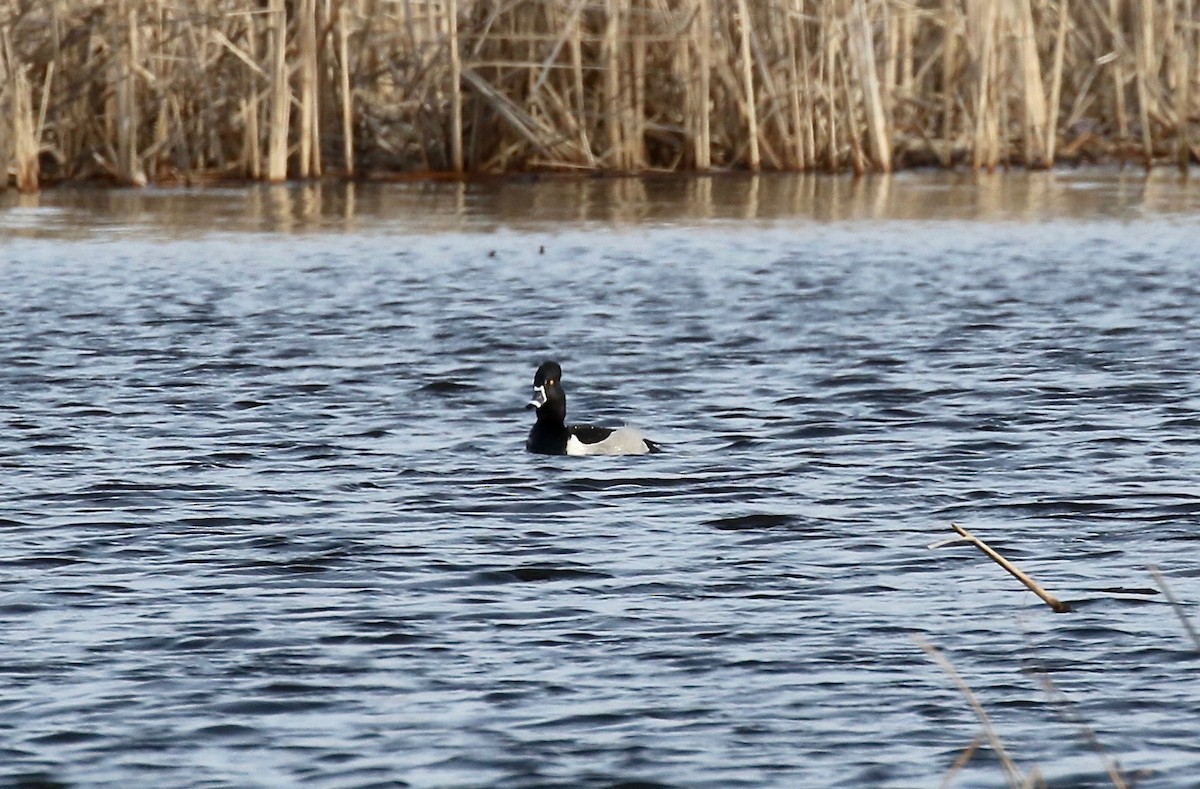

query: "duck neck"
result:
(535, 398), (567, 428)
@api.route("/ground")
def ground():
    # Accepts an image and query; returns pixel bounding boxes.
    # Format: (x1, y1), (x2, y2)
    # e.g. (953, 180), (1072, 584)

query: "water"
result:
(2, 171), (1199, 788)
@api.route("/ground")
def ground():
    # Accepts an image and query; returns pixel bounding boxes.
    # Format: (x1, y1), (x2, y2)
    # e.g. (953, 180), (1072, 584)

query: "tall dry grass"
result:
(1, 0), (1197, 188)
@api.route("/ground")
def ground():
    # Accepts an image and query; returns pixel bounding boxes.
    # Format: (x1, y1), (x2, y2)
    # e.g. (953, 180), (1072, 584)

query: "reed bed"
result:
(1, 0), (1197, 188)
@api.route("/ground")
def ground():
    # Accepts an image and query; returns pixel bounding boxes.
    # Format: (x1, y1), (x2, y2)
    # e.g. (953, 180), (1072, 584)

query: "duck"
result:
(525, 361), (660, 456)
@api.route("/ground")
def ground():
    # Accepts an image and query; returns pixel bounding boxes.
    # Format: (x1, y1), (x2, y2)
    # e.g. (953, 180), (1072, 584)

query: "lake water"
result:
(2, 170), (1199, 787)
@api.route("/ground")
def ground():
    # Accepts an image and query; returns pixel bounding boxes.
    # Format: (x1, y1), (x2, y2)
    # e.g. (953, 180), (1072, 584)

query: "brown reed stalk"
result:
(633, 0), (647, 169)
(783, 3), (805, 169)
(1045, 0), (1069, 166)
(336, 1), (353, 176)
(296, 0), (319, 178)
(1173, 0), (1193, 169)
(2, 24), (39, 193)
(735, 0), (760, 170)
(833, 6), (865, 175)
(798, 5), (817, 169)
(748, 2), (783, 169)
(1032, 668), (1130, 788)
(1150, 565), (1200, 651)
(567, 0), (593, 168)
(603, 0), (622, 168)
(0, 93), (8, 191)
(1015, 0), (1050, 167)
(448, 0), (464, 172)
(940, 734), (984, 788)
(851, 0), (892, 171)
(0, 29), (11, 190)
(882, 1), (897, 116)
(969, 0), (1001, 171)
(244, 6), (263, 180)
(819, 1), (838, 170)
(14, 71), (38, 191)
(267, 0), (290, 181)
(940, 0), (959, 167)
(899, 2), (915, 97)
(1107, 0), (1130, 148)
(1134, 0), (1155, 164)
(914, 636), (1028, 789)
(695, 0), (712, 169)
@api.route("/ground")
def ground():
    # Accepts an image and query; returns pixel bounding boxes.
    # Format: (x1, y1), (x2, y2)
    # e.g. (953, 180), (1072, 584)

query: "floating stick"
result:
(941, 523), (1072, 613)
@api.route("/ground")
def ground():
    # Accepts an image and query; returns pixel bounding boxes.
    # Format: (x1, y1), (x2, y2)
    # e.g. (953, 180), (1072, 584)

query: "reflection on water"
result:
(2, 168), (1200, 237)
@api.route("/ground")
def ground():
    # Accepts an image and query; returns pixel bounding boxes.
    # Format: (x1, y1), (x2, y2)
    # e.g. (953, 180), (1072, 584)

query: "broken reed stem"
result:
(1032, 667), (1130, 789)
(939, 733), (983, 789)
(914, 635), (1027, 789)
(947, 523), (1072, 613)
(1149, 565), (1200, 651)
(2, 0), (1199, 186)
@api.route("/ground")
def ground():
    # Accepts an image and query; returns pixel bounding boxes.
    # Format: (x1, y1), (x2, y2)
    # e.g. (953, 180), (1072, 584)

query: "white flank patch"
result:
(566, 427), (651, 456)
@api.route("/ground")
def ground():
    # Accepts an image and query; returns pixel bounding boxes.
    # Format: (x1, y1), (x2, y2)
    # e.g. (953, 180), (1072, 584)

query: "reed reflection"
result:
(2, 170), (1200, 239)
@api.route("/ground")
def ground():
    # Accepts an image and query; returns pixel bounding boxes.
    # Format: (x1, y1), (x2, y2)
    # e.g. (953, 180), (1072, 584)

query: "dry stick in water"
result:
(947, 523), (1072, 613)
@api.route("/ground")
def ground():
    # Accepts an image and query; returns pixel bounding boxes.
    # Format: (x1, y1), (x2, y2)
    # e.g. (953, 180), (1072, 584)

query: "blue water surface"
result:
(2, 171), (1199, 787)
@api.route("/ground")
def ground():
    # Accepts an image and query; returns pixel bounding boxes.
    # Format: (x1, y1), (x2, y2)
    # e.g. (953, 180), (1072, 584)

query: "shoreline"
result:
(8, 154), (1195, 194)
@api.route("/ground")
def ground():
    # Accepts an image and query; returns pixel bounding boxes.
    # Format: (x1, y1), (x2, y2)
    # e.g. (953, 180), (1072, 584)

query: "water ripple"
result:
(2, 209), (1199, 787)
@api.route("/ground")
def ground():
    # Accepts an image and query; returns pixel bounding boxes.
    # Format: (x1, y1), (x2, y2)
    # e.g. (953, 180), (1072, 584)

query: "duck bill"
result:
(526, 385), (547, 410)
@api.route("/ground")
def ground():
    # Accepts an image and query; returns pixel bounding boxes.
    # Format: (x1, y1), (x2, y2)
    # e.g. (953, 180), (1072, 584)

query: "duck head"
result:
(526, 361), (565, 418)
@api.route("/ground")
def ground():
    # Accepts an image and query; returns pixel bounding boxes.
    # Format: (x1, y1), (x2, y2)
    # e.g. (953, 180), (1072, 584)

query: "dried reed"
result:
(1, 0), (1198, 188)
(918, 635), (1139, 788)
(935, 523), (1072, 613)
(914, 635), (1029, 789)
(1149, 565), (1200, 651)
